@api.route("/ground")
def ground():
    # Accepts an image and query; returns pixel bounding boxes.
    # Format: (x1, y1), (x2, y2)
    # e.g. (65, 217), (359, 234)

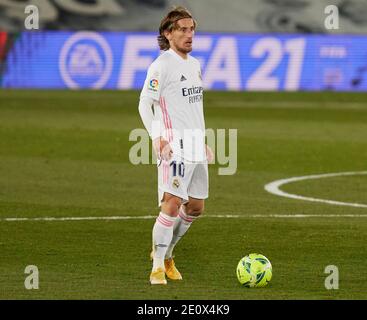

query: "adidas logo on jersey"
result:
(180, 75), (187, 81)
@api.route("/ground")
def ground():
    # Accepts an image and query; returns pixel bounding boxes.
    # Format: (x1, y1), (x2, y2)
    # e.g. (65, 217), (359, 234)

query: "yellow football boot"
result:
(164, 258), (182, 280)
(150, 268), (167, 285)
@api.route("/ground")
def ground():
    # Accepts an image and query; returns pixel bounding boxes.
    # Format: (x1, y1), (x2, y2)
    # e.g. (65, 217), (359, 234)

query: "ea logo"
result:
(59, 32), (113, 89)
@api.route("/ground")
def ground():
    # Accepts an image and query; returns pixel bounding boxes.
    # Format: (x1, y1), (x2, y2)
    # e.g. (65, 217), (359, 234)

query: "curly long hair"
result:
(158, 6), (197, 51)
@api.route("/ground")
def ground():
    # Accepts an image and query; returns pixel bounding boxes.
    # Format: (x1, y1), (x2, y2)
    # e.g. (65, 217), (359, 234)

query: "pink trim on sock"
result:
(178, 212), (193, 223)
(157, 213), (174, 227)
(178, 207), (196, 223)
(157, 217), (173, 227)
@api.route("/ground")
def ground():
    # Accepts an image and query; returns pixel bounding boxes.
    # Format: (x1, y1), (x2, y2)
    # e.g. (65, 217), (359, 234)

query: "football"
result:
(236, 253), (272, 288)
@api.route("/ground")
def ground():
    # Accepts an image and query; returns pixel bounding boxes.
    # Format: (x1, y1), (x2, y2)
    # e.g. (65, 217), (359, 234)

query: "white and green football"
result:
(236, 253), (272, 288)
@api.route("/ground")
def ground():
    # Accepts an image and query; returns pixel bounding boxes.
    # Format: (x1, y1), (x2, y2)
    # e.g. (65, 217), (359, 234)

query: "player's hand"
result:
(153, 137), (173, 161)
(206, 144), (214, 163)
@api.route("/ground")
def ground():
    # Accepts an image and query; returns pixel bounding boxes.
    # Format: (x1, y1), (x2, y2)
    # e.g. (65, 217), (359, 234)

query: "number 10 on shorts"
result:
(171, 161), (185, 178)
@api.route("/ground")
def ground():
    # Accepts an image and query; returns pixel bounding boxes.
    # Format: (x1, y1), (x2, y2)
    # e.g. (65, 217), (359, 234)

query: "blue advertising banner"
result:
(1, 31), (366, 91)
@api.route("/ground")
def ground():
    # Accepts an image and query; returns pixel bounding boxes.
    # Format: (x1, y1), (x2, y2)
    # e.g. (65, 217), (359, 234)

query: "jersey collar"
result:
(168, 48), (189, 62)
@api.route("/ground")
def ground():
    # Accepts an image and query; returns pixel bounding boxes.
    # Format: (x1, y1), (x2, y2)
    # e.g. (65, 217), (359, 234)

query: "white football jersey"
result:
(140, 48), (206, 162)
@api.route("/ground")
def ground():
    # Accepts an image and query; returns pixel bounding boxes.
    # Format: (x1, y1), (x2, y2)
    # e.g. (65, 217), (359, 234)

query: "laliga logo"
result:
(59, 32), (113, 89)
(149, 78), (159, 91)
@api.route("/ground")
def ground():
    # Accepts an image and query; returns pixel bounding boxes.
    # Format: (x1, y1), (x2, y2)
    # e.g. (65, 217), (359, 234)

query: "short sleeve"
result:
(140, 61), (163, 101)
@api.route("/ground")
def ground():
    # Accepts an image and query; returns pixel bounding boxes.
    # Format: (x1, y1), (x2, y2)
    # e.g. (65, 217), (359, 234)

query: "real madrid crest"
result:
(173, 178), (180, 188)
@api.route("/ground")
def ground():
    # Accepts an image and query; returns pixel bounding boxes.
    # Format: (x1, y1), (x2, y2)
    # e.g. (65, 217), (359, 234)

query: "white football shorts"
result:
(157, 156), (209, 206)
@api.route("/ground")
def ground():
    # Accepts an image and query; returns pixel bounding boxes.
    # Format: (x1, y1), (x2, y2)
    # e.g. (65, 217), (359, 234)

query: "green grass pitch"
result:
(0, 90), (366, 299)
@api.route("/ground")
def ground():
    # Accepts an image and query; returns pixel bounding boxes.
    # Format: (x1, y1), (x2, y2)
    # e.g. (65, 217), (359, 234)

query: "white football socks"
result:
(152, 212), (176, 271)
(165, 206), (197, 259)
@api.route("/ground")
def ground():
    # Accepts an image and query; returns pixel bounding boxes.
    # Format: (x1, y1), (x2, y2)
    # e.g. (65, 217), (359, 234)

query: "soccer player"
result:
(138, 6), (213, 285)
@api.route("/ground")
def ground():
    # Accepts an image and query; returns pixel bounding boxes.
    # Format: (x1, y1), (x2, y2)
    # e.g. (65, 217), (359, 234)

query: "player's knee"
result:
(161, 194), (181, 216)
(185, 203), (204, 217)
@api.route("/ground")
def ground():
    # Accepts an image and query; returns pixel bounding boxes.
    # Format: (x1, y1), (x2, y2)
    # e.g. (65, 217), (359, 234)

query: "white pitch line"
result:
(1, 213), (367, 222)
(208, 214), (367, 218)
(0, 215), (156, 222)
(3, 172), (366, 222)
(265, 171), (367, 208)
